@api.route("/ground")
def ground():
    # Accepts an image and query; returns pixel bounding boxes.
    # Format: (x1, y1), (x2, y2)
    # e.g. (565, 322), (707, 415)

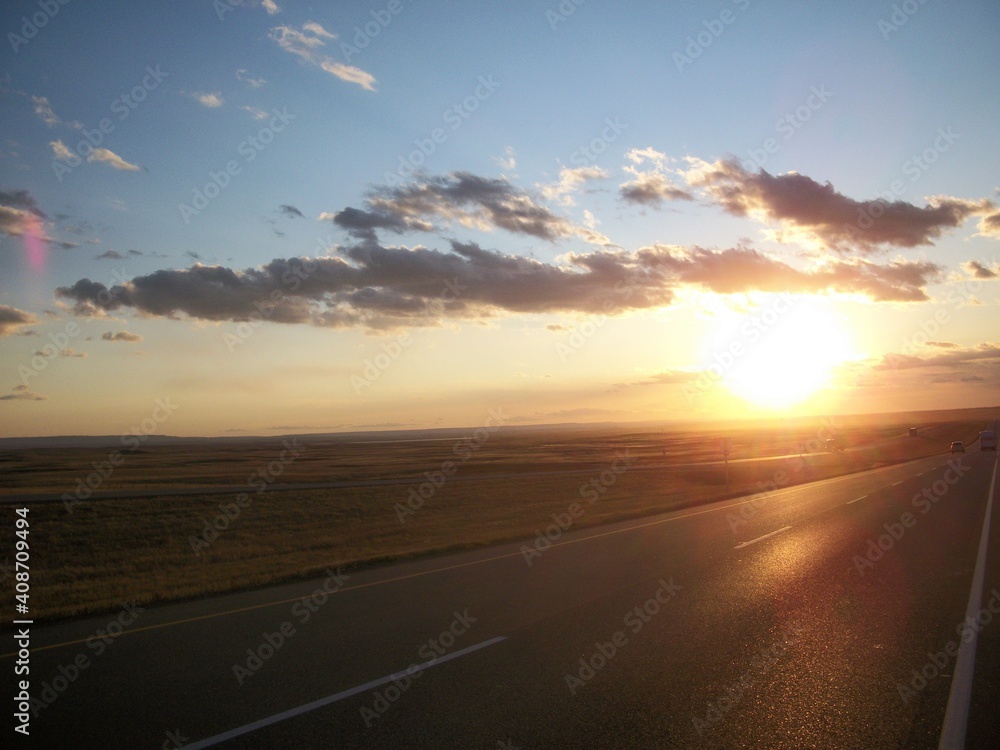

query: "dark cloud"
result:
(323, 206), (428, 239)
(0, 384), (45, 402)
(684, 159), (993, 252)
(97, 250), (125, 260)
(620, 172), (693, 206)
(354, 172), (583, 241)
(0, 189), (46, 218)
(101, 331), (143, 343)
(0, 189), (47, 238)
(279, 204), (304, 219)
(963, 260), (998, 279)
(27, 347), (86, 358)
(0, 305), (37, 336)
(55, 239), (945, 331)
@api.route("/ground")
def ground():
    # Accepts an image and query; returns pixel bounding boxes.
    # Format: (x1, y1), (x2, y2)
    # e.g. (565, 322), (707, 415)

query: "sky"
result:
(0, 0), (998, 438)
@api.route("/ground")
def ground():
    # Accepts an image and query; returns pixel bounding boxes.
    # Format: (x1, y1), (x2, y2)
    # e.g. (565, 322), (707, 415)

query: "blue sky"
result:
(1, 0), (998, 436)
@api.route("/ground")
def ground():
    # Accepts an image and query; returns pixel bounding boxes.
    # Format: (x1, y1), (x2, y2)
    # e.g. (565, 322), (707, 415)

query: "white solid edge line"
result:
(734, 525), (792, 549)
(847, 495), (868, 505)
(892, 481), (903, 486)
(938, 454), (998, 750)
(179, 635), (508, 750)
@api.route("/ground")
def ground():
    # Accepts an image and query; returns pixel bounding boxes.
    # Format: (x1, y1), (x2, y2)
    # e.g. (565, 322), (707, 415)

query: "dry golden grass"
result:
(5, 408), (994, 621)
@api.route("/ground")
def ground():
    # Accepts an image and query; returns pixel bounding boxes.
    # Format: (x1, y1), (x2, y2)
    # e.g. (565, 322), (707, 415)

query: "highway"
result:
(8, 445), (1000, 749)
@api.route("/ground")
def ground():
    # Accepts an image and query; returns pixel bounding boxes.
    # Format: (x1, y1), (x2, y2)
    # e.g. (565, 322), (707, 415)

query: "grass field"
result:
(4, 407), (995, 621)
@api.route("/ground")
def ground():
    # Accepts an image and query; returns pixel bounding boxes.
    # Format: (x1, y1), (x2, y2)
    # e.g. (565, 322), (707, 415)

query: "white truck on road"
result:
(980, 430), (997, 450)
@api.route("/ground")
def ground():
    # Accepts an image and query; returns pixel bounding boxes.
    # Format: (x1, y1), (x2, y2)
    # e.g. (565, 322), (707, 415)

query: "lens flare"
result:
(23, 214), (47, 271)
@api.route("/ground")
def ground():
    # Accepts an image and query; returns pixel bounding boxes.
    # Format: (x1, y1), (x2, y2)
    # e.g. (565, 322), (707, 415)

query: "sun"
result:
(712, 296), (854, 410)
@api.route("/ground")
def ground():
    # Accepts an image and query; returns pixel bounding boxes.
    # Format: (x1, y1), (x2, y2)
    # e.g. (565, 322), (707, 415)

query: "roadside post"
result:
(721, 437), (733, 490)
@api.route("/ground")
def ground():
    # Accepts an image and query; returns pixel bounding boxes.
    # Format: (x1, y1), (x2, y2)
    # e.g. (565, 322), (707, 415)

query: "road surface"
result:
(7, 447), (999, 748)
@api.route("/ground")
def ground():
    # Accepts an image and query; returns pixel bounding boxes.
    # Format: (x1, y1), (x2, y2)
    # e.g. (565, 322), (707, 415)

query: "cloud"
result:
(323, 206), (431, 237)
(52, 141), (140, 172)
(87, 148), (140, 171)
(50, 139), (75, 161)
(632, 243), (942, 301)
(241, 106), (269, 120)
(193, 92), (224, 108)
(236, 69), (266, 88)
(0, 305), (37, 336)
(279, 204), (304, 219)
(682, 158), (993, 252)
(539, 166), (608, 205)
(612, 370), (702, 391)
(54, 238), (946, 332)
(262, 0), (280, 14)
(0, 385), (45, 402)
(1, 189), (46, 216)
(0, 189), (48, 239)
(359, 172), (591, 241)
(877, 342), (1000, 371)
(963, 260), (998, 279)
(101, 331), (143, 343)
(619, 148), (693, 206)
(32, 95), (60, 126)
(976, 210), (1000, 239)
(29, 346), (86, 358)
(928, 373), (985, 384)
(270, 23), (377, 91)
(620, 172), (694, 206)
(302, 21), (334, 38)
(96, 250), (125, 260)
(31, 95), (82, 129)
(328, 172), (616, 245)
(494, 146), (516, 172)
(317, 60), (380, 90)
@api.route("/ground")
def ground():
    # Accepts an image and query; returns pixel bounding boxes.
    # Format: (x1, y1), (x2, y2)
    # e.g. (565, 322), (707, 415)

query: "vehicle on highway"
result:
(980, 430), (997, 450)
(950, 441), (965, 453)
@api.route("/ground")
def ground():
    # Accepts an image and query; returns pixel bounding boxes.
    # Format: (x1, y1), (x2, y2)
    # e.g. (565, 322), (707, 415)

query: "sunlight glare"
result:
(713, 296), (854, 410)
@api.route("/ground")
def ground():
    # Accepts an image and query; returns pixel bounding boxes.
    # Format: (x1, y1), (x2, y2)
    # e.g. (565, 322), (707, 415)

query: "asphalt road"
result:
(8, 446), (1000, 749)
